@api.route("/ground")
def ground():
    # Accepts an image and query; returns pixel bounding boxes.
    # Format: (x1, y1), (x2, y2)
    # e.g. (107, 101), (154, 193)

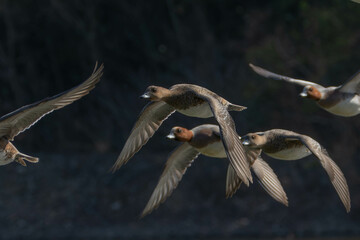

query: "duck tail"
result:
(228, 103), (247, 112)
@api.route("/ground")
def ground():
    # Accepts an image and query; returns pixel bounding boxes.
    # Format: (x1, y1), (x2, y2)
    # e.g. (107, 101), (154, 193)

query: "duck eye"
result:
(251, 135), (256, 139)
(177, 129), (182, 133)
(308, 88), (313, 92)
(151, 88), (157, 93)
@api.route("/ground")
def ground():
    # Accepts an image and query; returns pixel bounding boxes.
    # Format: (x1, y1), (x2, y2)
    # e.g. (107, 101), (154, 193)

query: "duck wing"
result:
(194, 94), (252, 186)
(225, 148), (261, 198)
(225, 164), (242, 198)
(113, 101), (175, 171)
(252, 156), (288, 206)
(0, 63), (103, 140)
(249, 63), (325, 90)
(141, 143), (200, 217)
(284, 133), (351, 212)
(339, 69), (360, 94)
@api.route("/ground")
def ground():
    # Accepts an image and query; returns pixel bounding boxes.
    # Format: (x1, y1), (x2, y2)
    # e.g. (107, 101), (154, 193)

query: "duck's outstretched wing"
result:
(225, 148), (261, 198)
(284, 134), (351, 213)
(112, 101), (175, 171)
(196, 95), (252, 186)
(339, 69), (360, 94)
(249, 63), (325, 90)
(0, 63), (103, 140)
(225, 164), (242, 198)
(141, 143), (200, 217)
(252, 156), (288, 206)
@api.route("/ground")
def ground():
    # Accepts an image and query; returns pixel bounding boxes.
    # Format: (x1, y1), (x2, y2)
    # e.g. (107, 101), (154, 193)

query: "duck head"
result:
(166, 126), (193, 142)
(140, 86), (170, 101)
(241, 132), (266, 148)
(300, 85), (322, 101)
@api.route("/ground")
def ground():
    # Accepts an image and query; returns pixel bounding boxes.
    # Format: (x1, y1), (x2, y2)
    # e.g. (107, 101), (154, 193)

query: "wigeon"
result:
(241, 129), (351, 212)
(113, 84), (253, 185)
(0, 63), (103, 166)
(249, 63), (360, 117)
(140, 124), (287, 217)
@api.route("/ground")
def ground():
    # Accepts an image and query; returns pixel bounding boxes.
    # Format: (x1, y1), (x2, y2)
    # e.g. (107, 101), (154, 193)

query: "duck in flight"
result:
(113, 84), (253, 185)
(249, 63), (360, 117)
(241, 128), (351, 212)
(0, 62), (103, 166)
(141, 124), (288, 217)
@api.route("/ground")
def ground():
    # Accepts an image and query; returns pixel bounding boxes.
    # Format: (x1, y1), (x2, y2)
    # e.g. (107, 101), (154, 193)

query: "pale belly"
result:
(196, 141), (227, 158)
(322, 95), (360, 117)
(0, 151), (14, 166)
(177, 103), (214, 118)
(265, 145), (311, 161)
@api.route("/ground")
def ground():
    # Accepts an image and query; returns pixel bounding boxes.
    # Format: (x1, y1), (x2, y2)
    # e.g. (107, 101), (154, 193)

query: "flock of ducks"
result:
(116, 64), (360, 217)
(0, 61), (358, 218)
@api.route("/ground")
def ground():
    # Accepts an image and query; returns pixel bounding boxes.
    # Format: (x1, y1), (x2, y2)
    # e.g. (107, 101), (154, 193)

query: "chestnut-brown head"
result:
(140, 85), (170, 101)
(241, 132), (266, 149)
(300, 85), (322, 101)
(166, 126), (193, 142)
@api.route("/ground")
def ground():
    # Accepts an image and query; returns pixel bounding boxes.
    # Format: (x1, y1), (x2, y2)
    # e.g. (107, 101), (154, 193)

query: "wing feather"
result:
(0, 63), (103, 140)
(202, 97), (252, 186)
(339, 70), (360, 93)
(285, 134), (351, 212)
(225, 164), (242, 198)
(112, 101), (175, 171)
(141, 143), (200, 217)
(249, 63), (325, 90)
(252, 156), (288, 206)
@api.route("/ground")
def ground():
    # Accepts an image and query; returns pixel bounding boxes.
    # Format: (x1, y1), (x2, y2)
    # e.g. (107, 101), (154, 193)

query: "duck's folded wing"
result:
(197, 96), (252, 186)
(339, 70), (360, 94)
(252, 156), (288, 206)
(249, 63), (325, 90)
(112, 101), (175, 171)
(141, 143), (200, 217)
(287, 134), (351, 213)
(0, 63), (103, 140)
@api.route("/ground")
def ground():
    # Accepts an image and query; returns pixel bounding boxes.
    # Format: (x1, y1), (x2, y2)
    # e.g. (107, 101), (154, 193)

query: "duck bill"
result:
(241, 139), (251, 146)
(140, 93), (150, 99)
(299, 90), (308, 98)
(166, 133), (175, 139)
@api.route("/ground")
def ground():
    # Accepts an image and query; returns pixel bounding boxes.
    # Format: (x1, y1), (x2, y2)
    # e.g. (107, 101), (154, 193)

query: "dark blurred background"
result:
(0, 0), (359, 239)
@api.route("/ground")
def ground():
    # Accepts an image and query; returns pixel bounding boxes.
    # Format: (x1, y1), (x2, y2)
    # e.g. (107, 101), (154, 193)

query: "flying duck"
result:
(0, 62), (103, 166)
(141, 124), (287, 217)
(249, 63), (360, 117)
(241, 128), (351, 212)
